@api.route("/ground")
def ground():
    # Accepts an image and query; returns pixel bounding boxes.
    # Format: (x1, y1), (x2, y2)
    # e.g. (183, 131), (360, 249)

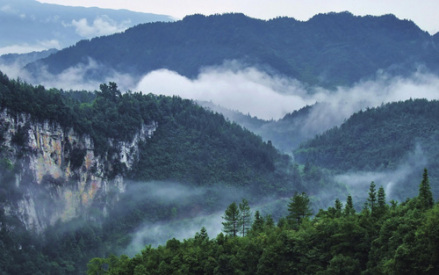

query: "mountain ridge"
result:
(26, 12), (439, 88)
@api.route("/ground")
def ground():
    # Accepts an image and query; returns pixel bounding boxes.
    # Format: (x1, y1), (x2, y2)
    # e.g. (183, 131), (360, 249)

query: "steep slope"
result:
(295, 99), (439, 199)
(0, 48), (58, 67)
(200, 101), (316, 153)
(27, 12), (439, 88)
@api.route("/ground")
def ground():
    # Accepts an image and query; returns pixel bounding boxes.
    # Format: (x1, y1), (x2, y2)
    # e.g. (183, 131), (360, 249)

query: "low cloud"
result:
(135, 63), (439, 123)
(0, 40), (60, 55)
(0, 57), (136, 91)
(334, 144), (427, 203)
(135, 62), (310, 120)
(69, 16), (131, 38)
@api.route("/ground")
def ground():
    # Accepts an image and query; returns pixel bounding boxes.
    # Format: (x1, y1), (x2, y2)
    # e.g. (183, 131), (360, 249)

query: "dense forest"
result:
(0, 71), (346, 274)
(27, 12), (439, 88)
(295, 99), (439, 198)
(86, 169), (439, 274)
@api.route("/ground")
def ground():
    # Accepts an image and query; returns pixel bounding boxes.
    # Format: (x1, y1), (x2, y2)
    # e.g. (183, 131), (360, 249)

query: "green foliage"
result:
(418, 168), (434, 210)
(88, 170), (439, 274)
(287, 192), (312, 227)
(29, 12), (438, 88)
(295, 99), (439, 200)
(222, 202), (241, 237)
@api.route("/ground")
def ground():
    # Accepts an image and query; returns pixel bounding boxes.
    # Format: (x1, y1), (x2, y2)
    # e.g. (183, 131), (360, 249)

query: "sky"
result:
(37, 0), (439, 34)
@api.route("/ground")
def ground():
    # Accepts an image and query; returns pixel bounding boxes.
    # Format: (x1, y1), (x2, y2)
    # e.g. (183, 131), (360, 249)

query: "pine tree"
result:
(368, 181), (377, 214)
(418, 168), (434, 210)
(239, 199), (252, 236)
(288, 192), (312, 227)
(344, 194), (355, 216)
(377, 186), (387, 217)
(251, 210), (264, 232)
(335, 198), (343, 217)
(222, 202), (241, 237)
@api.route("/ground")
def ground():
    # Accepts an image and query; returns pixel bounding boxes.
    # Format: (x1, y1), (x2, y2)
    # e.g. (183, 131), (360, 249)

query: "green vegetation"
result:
(28, 12), (439, 88)
(0, 72), (345, 273)
(87, 169), (439, 274)
(295, 99), (439, 199)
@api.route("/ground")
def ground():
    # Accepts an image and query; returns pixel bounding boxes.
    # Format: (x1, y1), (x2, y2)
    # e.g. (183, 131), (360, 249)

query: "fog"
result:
(0, 58), (136, 92)
(334, 143), (428, 204)
(136, 64), (439, 132)
(2, 58), (439, 124)
(119, 180), (290, 256)
(68, 15), (132, 38)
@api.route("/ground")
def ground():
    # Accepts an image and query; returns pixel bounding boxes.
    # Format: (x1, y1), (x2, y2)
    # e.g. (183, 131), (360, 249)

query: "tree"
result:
(377, 186), (387, 217)
(287, 192), (312, 227)
(418, 168), (434, 210)
(335, 198), (343, 218)
(222, 202), (241, 237)
(368, 181), (377, 213)
(344, 194), (355, 216)
(251, 211), (264, 232)
(239, 199), (252, 236)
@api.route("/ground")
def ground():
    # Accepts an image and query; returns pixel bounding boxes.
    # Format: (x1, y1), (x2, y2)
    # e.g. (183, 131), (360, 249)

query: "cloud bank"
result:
(135, 63), (439, 124)
(68, 15), (131, 38)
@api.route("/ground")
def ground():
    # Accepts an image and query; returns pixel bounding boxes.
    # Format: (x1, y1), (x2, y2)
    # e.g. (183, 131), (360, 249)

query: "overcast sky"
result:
(37, 0), (439, 34)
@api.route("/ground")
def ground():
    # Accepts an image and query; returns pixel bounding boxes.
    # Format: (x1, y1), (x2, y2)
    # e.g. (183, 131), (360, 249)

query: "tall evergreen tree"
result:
(377, 186), (387, 217)
(368, 181), (377, 213)
(418, 168), (434, 209)
(287, 192), (312, 227)
(335, 198), (343, 217)
(239, 199), (252, 236)
(344, 194), (355, 216)
(222, 202), (241, 237)
(251, 211), (264, 233)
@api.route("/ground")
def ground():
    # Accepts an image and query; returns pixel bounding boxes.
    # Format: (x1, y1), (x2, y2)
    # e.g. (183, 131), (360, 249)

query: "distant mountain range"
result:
(0, 0), (173, 54)
(26, 12), (439, 88)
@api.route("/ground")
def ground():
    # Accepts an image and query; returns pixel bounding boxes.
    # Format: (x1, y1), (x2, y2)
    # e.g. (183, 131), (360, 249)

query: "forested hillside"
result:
(295, 99), (439, 199)
(0, 71), (346, 274)
(27, 12), (439, 88)
(87, 170), (439, 274)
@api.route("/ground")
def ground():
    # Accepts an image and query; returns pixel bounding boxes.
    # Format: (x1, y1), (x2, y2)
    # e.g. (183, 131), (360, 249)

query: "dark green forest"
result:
(295, 99), (439, 199)
(27, 12), (439, 88)
(87, 169), (439, 274)
(0, 71), (346, 274)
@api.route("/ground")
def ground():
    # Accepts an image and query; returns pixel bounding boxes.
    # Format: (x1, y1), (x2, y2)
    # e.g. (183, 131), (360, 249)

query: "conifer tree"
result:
(251, 211), (264, 232)
(288, 192), (312, 227)
(377, 186), (387, 217)
(344, 195), (355, 216)
(418, 168), (434, 210)
(335, 198), (343, 217)
(368, 181), (377, 213)
(222, 202), (241, 237)
(239, 199), (252, 236)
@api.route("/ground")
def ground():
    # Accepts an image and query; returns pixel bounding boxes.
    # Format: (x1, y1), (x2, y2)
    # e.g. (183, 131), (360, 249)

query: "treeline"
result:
(88, 169), (439, 274)
(28, 12), (438, 88)
(0, 71), (292, 190)
(295, 99), (439, 199)
(0, 72), (345, 273)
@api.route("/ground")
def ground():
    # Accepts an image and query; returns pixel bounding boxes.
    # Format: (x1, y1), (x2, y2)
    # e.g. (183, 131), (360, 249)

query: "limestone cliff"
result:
(0, 109), (157, 232)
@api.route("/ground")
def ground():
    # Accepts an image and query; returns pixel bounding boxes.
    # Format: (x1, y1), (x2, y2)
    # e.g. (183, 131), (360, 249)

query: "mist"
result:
(3, 58), (439, 153)
(0, 57), (137, 91)
(334, 143), (428, 205)
(135, 64), (439, 127)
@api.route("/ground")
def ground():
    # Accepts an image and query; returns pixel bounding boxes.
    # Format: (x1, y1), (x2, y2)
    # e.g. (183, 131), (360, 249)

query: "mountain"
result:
(26, 12), (439, 88)
(200, 101), (317, 153)
(0, 48), (58, 66)
(0, 0), (173, 54)
(0, 71), (347, 273)
(295, 99), (439, 199)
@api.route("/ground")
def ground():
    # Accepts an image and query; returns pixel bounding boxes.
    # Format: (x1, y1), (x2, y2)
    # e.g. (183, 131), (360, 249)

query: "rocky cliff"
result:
(0, 109), (157, 232)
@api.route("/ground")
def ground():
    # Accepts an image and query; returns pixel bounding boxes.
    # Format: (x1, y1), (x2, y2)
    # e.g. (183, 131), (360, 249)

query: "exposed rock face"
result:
(0, 109), (157, 232)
